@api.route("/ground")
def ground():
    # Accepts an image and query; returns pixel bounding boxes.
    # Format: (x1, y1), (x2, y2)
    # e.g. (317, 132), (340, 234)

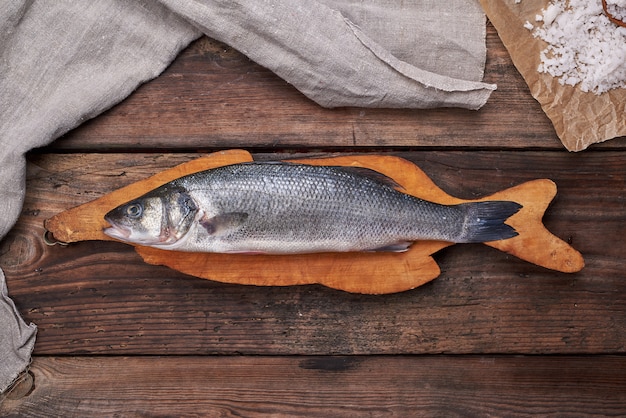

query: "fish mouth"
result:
(103, 223), (131, 240)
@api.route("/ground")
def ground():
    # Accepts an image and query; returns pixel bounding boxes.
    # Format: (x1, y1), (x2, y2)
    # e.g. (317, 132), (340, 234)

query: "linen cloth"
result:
(0, 0), (492, 395)
(0, 271), (36, 398)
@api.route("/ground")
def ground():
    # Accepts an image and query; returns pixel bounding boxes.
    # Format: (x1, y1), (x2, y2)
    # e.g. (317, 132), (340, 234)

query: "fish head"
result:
(103, 186), (198, 247)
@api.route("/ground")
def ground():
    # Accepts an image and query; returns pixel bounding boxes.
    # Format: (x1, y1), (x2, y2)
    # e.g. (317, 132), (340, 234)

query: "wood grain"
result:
(44, 150), (582, 294)
(1, 151), (623, 356)
(1, 15), (625, 416)
(3, 356), (626, 417)
(43, 24), (626, 152)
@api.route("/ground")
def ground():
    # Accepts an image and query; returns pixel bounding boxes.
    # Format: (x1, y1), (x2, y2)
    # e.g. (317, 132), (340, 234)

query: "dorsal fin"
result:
(242, 161), (402, 189)
(330, 166), (403, 190)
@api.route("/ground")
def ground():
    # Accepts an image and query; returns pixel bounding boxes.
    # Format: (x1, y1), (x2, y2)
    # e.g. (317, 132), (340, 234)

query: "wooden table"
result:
(2, 23), (625, 416)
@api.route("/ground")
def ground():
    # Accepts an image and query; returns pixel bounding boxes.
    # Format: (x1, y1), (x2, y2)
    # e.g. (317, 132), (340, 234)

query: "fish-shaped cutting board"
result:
(45, 149), (584, 294)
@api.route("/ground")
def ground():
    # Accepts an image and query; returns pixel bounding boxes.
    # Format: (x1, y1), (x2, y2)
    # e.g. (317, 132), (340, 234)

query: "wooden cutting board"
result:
(44, 149), (584, 294)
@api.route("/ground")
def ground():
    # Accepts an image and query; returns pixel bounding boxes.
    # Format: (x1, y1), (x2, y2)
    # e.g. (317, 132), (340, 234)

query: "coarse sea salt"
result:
(606, 0), (626, 20)
(526, 0), (626, 94)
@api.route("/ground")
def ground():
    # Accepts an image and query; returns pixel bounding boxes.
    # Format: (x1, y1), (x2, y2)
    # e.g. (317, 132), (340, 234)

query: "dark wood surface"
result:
(1, 23), (625, 416)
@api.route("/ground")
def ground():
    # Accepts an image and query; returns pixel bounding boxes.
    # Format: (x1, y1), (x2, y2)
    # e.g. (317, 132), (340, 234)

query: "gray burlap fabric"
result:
(160, 0), (494, 109)
(0, 0), (492, 395)
(0, 271), (36, 398)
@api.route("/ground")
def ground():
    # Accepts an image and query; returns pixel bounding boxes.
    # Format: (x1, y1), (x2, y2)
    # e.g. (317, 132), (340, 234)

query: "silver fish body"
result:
(103, 162), (521, 254)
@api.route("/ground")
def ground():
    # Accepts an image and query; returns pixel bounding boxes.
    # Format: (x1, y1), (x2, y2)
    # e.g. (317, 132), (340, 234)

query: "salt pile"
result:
(606, 0), (626, 21)
(525, 0), (626, 94)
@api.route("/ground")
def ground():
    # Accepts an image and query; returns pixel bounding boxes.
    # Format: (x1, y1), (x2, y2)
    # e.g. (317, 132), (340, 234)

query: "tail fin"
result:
(457, 201), (522, 243)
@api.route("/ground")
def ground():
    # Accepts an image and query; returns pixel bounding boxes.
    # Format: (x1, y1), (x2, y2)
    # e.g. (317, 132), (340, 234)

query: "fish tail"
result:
(457, 201), (522, 243)
(477, 179), (584, 273)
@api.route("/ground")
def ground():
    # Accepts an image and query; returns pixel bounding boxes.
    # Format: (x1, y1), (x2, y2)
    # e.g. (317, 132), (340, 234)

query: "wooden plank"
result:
(2, 356), (626, 416)
(1, 151), (624, 355)
(44, 24), (626, 151)
(42, 150), (583, 294)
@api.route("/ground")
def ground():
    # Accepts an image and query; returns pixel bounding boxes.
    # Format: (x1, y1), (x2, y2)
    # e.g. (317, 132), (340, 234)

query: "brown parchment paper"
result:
(480, 0), (626, 151)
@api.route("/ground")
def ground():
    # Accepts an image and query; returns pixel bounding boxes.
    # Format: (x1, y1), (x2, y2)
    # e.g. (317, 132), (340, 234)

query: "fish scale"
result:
(104, 162), (522, 254)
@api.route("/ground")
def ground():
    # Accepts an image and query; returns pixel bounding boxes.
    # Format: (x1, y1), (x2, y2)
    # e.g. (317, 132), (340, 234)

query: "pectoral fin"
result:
(368, 242), (413, 252)
(200, 212), (249, 236)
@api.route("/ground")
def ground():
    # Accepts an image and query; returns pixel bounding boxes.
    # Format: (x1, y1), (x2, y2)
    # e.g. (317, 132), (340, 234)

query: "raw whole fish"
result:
(103, 162), (522, 254)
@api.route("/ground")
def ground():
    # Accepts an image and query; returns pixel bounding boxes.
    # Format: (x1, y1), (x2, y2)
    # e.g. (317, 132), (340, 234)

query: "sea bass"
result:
(103, 162), (522, 254)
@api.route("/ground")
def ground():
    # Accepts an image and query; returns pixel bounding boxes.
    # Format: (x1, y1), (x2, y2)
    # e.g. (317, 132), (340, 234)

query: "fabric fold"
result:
(342, 17), (495, 109)
(0, 271), (37, 394)
(158, 0), (495, 109)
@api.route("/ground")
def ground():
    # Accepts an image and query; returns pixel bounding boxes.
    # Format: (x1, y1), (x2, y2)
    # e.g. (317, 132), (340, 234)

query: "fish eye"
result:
(126, 203), (143, 218)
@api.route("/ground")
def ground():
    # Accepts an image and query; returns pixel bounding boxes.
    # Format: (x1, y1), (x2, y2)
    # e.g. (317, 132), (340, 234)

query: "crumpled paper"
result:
(480, 0), (626, 151)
